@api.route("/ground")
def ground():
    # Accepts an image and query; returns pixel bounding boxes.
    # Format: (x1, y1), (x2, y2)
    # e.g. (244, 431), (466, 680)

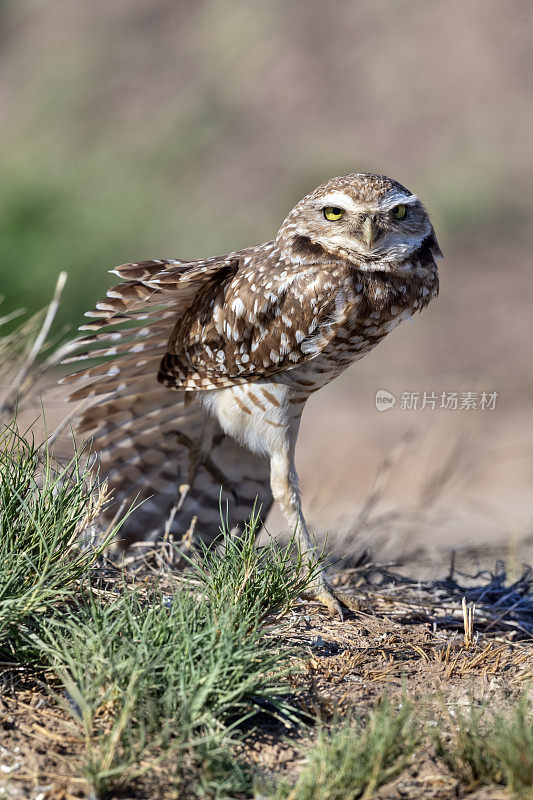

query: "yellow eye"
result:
(323, 206), (344, 221)
(392, 204), (407, 220)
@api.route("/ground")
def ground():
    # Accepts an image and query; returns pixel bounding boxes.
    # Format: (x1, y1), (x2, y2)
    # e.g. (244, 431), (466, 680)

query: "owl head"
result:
(277, 173), (441, 272)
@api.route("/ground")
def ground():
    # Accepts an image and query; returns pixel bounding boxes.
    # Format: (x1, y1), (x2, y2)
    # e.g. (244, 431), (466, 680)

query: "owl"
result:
(63, 173), (441, 618)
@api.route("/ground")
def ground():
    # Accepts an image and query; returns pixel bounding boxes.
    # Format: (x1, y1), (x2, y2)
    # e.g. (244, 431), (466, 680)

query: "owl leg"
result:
(269, 450), (353, 620)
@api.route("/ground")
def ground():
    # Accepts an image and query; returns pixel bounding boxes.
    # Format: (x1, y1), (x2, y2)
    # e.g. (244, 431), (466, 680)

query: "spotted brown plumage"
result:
(62, 172), (441, 618)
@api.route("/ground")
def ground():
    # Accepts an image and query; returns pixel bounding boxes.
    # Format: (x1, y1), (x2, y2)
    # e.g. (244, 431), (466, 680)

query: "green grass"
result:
(187, 504), (322, 628)
(273, 699), (419, 800)
(0, 424), (115, 658)
(36, 582), (297, 797)
(434, 696), (533, 797)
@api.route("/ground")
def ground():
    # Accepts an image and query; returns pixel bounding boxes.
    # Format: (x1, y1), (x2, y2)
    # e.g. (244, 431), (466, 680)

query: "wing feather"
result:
(62, 255), (272, 546)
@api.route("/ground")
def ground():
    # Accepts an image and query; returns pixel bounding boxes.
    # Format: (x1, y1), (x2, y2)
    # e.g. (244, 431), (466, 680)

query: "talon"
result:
(334, 591), (362, 613)
(303, 583), (361, 620)
(315, 589), (344, 621)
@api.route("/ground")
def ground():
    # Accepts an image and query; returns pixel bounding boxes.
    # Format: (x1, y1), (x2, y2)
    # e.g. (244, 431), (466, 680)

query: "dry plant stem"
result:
(73, 480), (111, 537)
(462, 597), (476, 647)
(0, 271), (67, 417)
(0, 308), (25, 327)
(335, 562), (533, 638)
(399, 426), (472, 553)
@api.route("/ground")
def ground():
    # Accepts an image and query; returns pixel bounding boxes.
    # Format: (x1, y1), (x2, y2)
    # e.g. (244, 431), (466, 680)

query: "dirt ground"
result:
(0, 563), (531, 800)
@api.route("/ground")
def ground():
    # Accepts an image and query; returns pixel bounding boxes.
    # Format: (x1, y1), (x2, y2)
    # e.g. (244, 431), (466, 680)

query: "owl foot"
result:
(302, 579), (360, 621)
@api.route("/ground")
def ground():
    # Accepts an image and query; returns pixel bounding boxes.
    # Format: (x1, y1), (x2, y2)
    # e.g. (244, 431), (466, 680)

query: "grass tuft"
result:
(184, 504), (321, 627)
(274, 699), (419, 800)
(0, 424), (112, 657)
(0, 422), (320, 798)
(36, 584), (296, 796)
(435, 696), (533, 795)
(191, 739), (254, 799)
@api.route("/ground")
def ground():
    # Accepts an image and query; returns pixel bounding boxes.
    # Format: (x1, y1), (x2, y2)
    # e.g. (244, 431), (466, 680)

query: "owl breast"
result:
(277, 266), (435, 394)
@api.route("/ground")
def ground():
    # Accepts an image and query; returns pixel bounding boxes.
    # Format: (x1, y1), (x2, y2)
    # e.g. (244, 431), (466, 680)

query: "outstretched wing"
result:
(61, 255), (273, 547)
(62, 255), (240, 398)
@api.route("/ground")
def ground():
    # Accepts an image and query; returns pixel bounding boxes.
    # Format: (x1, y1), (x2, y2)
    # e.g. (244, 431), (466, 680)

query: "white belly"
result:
(201, 381), (301, 458)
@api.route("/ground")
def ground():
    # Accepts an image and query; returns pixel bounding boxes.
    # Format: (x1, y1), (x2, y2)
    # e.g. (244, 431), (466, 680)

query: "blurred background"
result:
(1, 0), (532, 572)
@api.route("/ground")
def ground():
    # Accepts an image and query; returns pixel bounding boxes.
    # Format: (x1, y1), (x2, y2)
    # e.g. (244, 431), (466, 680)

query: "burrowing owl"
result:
(63, 173), (441, 617)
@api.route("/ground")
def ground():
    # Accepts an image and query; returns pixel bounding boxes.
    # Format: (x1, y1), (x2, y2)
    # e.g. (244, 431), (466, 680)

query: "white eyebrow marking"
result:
(315, 190), (419, 214)
(378, 192), (419, 211)
(314, 192), (362, 213)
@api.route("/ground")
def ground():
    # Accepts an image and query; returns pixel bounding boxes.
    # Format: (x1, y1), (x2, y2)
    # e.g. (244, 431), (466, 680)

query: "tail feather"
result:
(63, 257), (273, 547)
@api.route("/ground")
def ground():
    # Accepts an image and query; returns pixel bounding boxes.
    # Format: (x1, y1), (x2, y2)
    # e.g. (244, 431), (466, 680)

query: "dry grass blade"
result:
(0, 271), (68, 419)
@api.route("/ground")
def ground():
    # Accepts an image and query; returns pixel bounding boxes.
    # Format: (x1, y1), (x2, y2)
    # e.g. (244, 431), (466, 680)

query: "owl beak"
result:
(361, 216), (377, 249)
